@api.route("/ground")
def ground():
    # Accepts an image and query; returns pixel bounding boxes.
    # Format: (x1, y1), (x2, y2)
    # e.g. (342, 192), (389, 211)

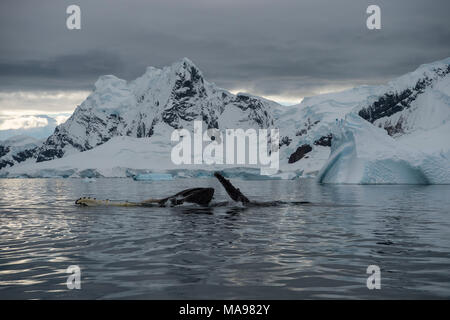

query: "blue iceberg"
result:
(133, 173), (173, 181)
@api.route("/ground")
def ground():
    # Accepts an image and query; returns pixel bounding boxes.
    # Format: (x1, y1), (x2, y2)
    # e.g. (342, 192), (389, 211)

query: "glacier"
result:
(317, 113), (450, 184)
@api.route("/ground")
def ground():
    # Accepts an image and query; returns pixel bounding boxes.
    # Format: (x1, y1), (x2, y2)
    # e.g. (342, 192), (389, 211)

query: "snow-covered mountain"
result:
(313, 58), (450, 184)
(358, 58), (450, 136)
(1, 57), (449, 183)
(0, 135), (42, 170)
(35, 58), (277, 162)
(275, 57), (450, 178)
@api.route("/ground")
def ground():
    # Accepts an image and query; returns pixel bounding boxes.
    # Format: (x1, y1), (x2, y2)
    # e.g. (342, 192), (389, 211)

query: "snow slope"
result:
(3, 134), (271, 179)
(276, 85), (380, 175)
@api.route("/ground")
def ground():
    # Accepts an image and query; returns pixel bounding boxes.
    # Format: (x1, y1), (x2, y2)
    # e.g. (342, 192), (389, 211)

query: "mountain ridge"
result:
(1, 56), (449, 182)
(34, 57), (278, 163)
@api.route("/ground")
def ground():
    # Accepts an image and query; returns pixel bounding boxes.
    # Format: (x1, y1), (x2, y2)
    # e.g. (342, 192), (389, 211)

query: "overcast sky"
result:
(1, 0), (449, 116)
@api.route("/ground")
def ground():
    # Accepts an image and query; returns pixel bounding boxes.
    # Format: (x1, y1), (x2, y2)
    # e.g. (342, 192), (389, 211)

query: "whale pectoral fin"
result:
(140, 198), (161, 204)
(214, 172), (250, 204)
(75, 197), (140, 207)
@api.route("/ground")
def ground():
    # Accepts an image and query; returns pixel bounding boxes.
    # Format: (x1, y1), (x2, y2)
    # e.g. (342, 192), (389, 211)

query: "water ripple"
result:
(0, 178), (449, 299)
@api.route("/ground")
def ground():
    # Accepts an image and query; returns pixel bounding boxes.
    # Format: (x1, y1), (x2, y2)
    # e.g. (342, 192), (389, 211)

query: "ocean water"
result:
(0, 178), (449, 299)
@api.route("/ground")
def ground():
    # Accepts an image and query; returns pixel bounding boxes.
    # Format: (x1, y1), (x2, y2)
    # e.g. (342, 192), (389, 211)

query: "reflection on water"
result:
(0, 178), (449, 299)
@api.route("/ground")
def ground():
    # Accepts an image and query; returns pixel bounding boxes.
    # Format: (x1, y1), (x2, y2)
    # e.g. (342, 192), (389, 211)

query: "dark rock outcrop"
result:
(280, 136), (292, 147)
(288, 144), (312, 164)
(358, 65), (450, 135)
(0, 159), (14, 170)
(0, 145), (10, 158)
(314, 134), (332, 147)
(0, 139), (39, 169)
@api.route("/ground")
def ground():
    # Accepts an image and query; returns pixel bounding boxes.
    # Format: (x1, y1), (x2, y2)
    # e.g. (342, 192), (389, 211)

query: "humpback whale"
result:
(75, 172), (310, 208)
(75, 187), (215, 207)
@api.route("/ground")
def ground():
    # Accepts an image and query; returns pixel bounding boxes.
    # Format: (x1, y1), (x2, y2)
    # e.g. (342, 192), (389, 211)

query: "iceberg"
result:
(317, 113), (450, 184)
(133, 173), (173, 181)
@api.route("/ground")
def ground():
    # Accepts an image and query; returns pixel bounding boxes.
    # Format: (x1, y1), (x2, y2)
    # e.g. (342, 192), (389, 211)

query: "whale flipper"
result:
(214, 172), (250, 204)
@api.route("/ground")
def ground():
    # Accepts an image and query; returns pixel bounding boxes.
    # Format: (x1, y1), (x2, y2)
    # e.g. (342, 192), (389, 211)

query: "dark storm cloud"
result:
(0, 51), (123, 90)
(0, 0), (449, 100)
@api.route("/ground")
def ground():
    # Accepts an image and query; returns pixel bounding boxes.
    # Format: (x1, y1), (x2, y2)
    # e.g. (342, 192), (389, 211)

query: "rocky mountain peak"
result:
(28, 58), (278, 163)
